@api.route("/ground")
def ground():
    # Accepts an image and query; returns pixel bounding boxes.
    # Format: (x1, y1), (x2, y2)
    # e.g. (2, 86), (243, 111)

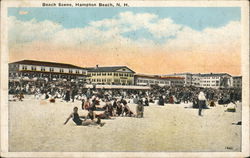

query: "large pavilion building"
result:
(9, 60), (88, 82)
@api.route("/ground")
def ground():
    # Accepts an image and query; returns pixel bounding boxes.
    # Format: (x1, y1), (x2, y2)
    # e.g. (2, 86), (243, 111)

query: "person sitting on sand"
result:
(122, 103), (135, 117)
(83, 98), (91, 111)
(95, 111), (112, 119)
(64, 107), (104, 127)
(112, 98), (118, 110)
(103, 99), (114, 116)
(116, 101), (123, 116)
(19, 93), (24, 101)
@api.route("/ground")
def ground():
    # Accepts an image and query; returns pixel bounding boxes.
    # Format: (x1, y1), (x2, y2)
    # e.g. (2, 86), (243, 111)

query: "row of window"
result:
(202, 76), (220, 79)
(137, 80), (169, 84)
(233, 81), (241, 83)
(91, 78), (133, 83)
(91, 72), (133, 77)
(202, 84), (219, 86)
(22, 66), (86, 74)
(91, 78), (113, 82)
(201, 80), (219, 83)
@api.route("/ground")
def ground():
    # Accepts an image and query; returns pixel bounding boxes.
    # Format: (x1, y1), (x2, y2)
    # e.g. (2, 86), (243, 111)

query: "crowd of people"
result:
(8, 80), (242, 125)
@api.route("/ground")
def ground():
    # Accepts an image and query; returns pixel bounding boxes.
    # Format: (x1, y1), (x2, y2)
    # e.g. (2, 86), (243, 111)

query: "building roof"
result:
(232, 76), (242, 78)
(9, 60), (86, 69)
(135, 74), (185, 80)
(87, 66), (135, 73)
(164, 72), (193, 76)
(165, 72), (231, 77)
(199, 73), (231, 77)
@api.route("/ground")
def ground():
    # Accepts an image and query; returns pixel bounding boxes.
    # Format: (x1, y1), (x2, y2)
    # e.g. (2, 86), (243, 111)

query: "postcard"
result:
(0, 0), (249, 157)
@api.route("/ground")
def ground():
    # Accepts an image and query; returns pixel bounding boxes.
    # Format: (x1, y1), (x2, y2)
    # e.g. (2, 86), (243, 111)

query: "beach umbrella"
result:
(32, 77), (38, 81)
(23, 77), (30, 81)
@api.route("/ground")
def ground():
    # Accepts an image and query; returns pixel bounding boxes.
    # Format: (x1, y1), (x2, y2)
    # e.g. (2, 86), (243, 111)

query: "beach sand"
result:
(9, 95), (241, 152)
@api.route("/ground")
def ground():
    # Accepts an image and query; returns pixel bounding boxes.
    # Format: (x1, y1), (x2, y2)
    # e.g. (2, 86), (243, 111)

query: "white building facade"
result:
(164, 72), (234, 89)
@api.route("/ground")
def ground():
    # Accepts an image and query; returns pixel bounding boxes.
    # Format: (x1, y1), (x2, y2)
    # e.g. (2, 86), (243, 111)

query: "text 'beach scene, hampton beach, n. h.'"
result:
(7, 7), (242, 152)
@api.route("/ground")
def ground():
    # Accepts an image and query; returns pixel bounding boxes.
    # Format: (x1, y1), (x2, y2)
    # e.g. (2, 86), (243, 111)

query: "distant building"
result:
(231, 76), (242, 88)
(135, 74), (171, 86)
(163, 73), (192, 86)
(199, 73), (232, 89)
(9, 60), (88, 81)
(164, 72), (234, 89)
(86, 65), (135, 85)
(191, 74), (201, 87)
(134, 74), (184, 87)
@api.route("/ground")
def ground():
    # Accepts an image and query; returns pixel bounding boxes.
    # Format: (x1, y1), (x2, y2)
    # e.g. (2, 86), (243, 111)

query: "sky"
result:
(8, 7), (241, 75)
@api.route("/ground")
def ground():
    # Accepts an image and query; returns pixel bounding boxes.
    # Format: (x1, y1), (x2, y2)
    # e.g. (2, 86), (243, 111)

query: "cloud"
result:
(8, 16), (63, 44)
(165, 21), (241, 53)
(8, 11), (241, 54)
(19, 11), (29, 15)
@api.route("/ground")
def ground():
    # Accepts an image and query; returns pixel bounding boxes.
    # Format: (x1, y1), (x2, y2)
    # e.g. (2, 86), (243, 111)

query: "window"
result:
(41, 67), (45, 71)
(119, 73), (123, 77)
(76, 70), (79, 74)
(114, 73), (118, 76)
(102, 73), (106, 76)
(60, 69), (64, 73)
(108, 73), (112, 76)
(97, 73), (101, 76)
(69, 69), (73, 73)
(22, 65), (27, 70)
(31, 66), (36, 71)
(92, 73), (96, 76)
(50, 68), (54, 72)
(102, 79), (106, 82)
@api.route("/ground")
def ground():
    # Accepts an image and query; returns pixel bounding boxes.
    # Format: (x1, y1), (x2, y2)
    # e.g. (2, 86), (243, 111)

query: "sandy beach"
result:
(9, 95), (241, 152)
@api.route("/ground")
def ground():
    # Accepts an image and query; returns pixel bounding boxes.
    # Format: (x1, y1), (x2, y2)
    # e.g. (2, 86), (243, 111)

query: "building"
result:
(164, 72), (234, 89)
(86, 65), (135, 85)
(163, 73), (193, 86)
(231, 76), (242, 89)
(9, 60), (88, 81)
(134, 74), (184, 87)
(191, 74), (201, 87)
(135, 74), (171, 86)
(197, 73), (232, 89)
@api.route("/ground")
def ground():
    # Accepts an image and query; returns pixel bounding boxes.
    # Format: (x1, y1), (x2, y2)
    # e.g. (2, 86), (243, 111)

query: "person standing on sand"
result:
(198, 90), (206, 116)
(136, 100), (144, 118)
(65, 88), (70, 102)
